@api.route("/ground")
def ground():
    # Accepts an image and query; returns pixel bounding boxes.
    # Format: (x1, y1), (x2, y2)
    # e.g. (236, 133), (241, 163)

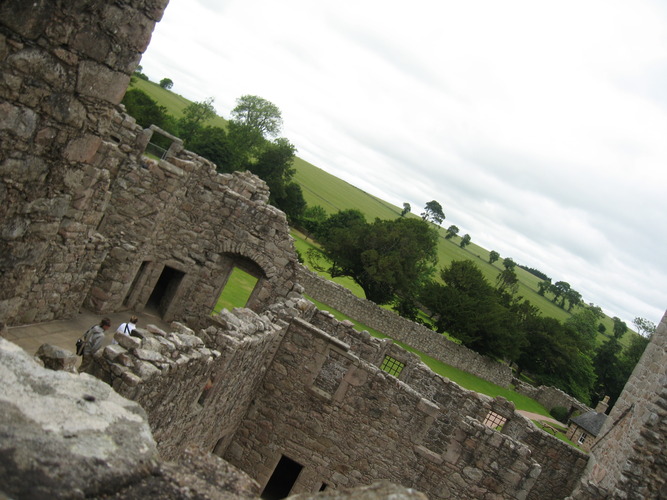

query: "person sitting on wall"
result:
(112, 315), (138, 344)
(79, 317), (111, 373)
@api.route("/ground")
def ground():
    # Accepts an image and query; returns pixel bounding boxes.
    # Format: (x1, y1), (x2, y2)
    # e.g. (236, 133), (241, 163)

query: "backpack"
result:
(75, 326), (94, 356)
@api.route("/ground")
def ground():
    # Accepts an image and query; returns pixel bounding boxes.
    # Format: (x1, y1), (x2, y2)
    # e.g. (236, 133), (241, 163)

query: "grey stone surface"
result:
(0, 338), (158, 499)
(35, 342), (78, 372)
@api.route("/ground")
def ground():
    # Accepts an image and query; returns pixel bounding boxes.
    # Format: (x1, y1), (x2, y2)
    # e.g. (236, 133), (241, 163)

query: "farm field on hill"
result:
(126, 79), (632, 346)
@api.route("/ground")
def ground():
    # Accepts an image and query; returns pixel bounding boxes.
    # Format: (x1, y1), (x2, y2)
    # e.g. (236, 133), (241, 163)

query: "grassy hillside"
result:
(127, 80), (632, 346)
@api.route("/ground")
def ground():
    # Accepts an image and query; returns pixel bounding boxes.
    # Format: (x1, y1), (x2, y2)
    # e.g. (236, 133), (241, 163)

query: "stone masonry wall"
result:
(84, 114), (299, 328)
(306, 308), (589, 500)
(0, 0), (169, 325)
(224, 316), (540, 499)
(298, 266), (513, 387)
(87, 309), (288, 461)
(513, 379), (591, 415)
(573, 310), (667, 499)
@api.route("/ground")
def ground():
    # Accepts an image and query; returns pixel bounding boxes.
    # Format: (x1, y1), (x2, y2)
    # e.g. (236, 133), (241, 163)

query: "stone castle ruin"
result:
(1, 1), (665, 498)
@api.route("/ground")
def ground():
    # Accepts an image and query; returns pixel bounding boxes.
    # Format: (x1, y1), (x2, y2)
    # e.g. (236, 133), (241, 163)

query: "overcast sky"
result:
(139, 0), (667, 328)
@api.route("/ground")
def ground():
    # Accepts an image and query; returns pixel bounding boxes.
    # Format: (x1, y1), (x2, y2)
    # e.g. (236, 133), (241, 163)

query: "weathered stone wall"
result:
(0, 0), (299, 328)
(223, 316), (540, 499)
(84, 116), (299, 328)
(573, 310), (667, 499)
(0, 0), (168, 324)
(298, 267), (513, 387)
(307, 309), (589, 500)
(86, 310), (287, 461)
(512, 378), (591, 415)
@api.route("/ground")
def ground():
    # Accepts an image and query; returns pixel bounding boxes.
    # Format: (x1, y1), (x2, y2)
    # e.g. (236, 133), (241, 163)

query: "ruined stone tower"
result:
(0, 0), (299, 330)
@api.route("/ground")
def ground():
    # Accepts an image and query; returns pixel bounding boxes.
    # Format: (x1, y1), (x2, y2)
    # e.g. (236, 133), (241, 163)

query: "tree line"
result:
(121, 76), (655, 410)
(122, 77), (306, 223)
(305, 204), (653, 409)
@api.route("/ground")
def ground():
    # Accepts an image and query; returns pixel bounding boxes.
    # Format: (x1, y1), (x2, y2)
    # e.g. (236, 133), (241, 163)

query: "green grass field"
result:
(212, 268), (258, 314)
(129, 78), (229, 129)
(126, 80), (635, 346)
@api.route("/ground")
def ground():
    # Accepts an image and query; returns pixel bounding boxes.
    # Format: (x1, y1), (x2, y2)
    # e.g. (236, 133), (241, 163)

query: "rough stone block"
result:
(63, 134), (102, 163)
(35, 343), (78, 372)
(77, 60), (130, 104)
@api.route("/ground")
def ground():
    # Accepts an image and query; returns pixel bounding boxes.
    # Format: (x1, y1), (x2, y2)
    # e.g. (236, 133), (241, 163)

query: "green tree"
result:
(459, 233), (471, 248)
(301, 205), (328, 238)
(633, 317), (657, 338)
(121, 88), (173, 130)
(275, 182), (306, 222)
(445, 225), (459, 239)
(159, 78), (173, 89)
(247, 138), (300, 215)
(537, 279), (552, 296)
(420, 260), (525, 361)
(178, 97), (216, 143)
(420, 200), (445, 225)
(400, 203), (411, 217)
(188, 126), (234, 171)
(612, 317), (628, 339)
(495, 267), (518, 295)
(231, 94), (283, 139)
(488, 250), (500, 265)
(518, 316), (594, 404)
(593, 336), (624, 405)
(312, 215), (438, 305)
(564, 289), (582, 312)
(502, 257), (516, 271)
(553, 281), (571, 308)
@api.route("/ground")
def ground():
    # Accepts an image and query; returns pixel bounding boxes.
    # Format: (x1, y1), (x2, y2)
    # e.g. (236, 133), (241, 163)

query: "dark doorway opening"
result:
(147, 265), (185, 318)
(260, 455), (303, 500)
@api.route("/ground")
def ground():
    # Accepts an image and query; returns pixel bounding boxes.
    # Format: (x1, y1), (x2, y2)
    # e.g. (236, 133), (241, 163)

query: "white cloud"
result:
(139, 0), (667, 326)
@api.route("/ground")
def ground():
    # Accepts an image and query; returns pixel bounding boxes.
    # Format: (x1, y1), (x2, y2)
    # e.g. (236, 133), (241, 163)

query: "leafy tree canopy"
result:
(488, 250), (500, 264)
(231, 94), (283, 139)
(459, 233), (471, 248)
(633, 317), (657, 338)
(159, 77), (173, 89)
(420, 200), (445, 225)
(502, 257), (516, 271)
(178, 97), (216, 143)
(401, 203), (411, 217)
(420, 260), (526, 361)
(311, 214), (438, 305)
(121, 88), (174, 131)
(445, 225), (459, 239)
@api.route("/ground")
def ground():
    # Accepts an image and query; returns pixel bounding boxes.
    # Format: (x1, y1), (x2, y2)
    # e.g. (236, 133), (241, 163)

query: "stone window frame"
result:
(380, 355), (405, 378)
(482, 410), (507, 431)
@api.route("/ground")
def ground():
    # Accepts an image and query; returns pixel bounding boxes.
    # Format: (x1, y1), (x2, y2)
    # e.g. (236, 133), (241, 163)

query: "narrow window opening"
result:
(260, 455), (303, 500)
(380, 355), (405, 378)
(144, 130), (174, 160)
(483, 411), (507, 431)
(319, 483), (328, 492)
(578, 433), (587, 445)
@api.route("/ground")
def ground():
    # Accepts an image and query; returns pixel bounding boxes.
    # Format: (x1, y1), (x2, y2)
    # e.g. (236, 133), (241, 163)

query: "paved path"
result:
(2, 308), (173, 360)
(517, 410), (563, 427)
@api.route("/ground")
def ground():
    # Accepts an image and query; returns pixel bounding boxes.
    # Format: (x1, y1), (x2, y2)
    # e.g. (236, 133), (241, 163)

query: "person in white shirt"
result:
(113, 315), (138, 344)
